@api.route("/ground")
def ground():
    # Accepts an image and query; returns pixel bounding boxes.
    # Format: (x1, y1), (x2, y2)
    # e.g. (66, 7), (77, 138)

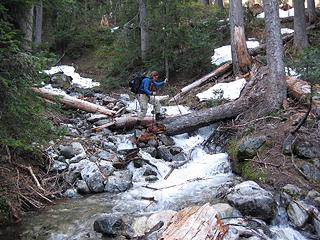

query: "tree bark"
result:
(199, 0), (210, 5)
(33, 88), (116, 116)
(307, 0), (317, 25)
(214, 0), (224, 9)
(34, 1), (43, 48)
(263, 0), (287, 112)
(169, 62), (232, 102)
(17, 4), (34, 52)
(293, 0), (309, 50)
(229, 0), (250, 75)
(138, 0), (149, 61)
(161, 203), (225, 240)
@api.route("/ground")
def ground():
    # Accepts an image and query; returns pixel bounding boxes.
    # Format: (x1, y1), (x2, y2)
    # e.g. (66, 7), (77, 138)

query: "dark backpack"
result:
(129, 75), (146, 94)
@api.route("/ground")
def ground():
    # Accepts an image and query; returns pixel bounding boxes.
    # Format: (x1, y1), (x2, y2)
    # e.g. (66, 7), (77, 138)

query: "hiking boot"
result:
(155, 113), (166, 121)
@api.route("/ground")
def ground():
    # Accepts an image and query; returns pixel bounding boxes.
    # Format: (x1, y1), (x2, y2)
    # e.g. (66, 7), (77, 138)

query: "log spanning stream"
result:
(1, 126), (307, 240)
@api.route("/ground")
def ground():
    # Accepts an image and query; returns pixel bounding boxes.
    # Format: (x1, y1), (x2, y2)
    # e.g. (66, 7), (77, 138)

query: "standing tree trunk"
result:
(138, 0), (149, 62)
(214, 0), (224, 9)
(229, 0), (251, 76)
(263, 0), (287, 111)
(199, 0), (210, 5)
(17, 4), (34, 52)
(293, 0), (309, 50)
(307, 0), (317, 25)
(34, 1), (43, 48)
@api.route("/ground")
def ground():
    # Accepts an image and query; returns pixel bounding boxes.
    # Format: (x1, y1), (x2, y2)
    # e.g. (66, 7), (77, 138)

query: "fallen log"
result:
(169, 62), (232, 102)
(286, 76), (311, 101)
(33, 87), (116, 116)
(160, 203), (227, 240)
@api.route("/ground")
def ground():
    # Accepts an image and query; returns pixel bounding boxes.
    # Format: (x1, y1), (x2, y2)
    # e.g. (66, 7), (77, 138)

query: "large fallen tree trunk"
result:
(169, 62), (232, 102)
(33, 87), (116, 116)
(160, 203), (227, 240)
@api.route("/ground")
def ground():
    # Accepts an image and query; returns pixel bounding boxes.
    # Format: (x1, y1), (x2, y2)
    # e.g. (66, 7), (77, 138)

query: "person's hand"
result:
(152, 92), (157, 96)
(164, 78), (168, 83)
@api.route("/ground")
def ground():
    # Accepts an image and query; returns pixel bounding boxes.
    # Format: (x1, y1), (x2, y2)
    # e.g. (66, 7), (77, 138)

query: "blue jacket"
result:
(139, 77), (165, 96)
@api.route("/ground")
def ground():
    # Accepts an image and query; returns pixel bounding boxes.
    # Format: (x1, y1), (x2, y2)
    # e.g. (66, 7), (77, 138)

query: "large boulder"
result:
(104, 170), (133, 193)
(93, 214), (132, 237)
(237, 136), (267, 161)
(226, 181), (276, 221)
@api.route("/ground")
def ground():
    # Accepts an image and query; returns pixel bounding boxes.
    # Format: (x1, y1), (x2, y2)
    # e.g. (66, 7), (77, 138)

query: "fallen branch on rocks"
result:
(33, 87), (116, 116)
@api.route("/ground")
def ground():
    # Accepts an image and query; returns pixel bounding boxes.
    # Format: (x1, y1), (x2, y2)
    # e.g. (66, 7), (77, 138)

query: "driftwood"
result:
(33, 87), (116, 116)
(160, 203), (227, 240)
(169, 62), (232, 102)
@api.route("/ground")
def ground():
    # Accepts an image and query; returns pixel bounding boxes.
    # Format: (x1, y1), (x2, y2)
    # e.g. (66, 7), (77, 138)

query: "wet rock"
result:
(158, 134), (175, 146)
(75, 180), (91, 194)
(87, 172), (105, 193)
(63, 188), (80, 198)
(282, 184), (302, 197)
(148, 139), (158, 148)
(143, 147), (157, 158)
(66, 159), (91, 183)
(212, 203), (240, 219)
(143, 166), (157, 176)
(60, 142), (86, 159)
(226, 181), (276, 221)
(157, 146), (173, 162)
(293, 139), (320, 159)
(287, 201), (309, 227)
(104, 170), (133, 193)
(57, 155), (66, 163)
(69, 152), (86, 164)
(237, 136), (267, 160)
(80, 161), (100, 182)
(93, 215), (130, 237)
(145, 176), (158, 182)
(169, 146), (183, 155)
(171, 152), (187, 162)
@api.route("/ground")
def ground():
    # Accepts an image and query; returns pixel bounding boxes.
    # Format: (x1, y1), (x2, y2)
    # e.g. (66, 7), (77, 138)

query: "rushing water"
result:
(0, 125), (309, 240)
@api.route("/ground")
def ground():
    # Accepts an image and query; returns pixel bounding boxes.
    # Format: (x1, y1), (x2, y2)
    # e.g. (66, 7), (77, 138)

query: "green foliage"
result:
(0, 4), (58, 149)
(286, 47), (320, 84)
(0, 196), (10, 225)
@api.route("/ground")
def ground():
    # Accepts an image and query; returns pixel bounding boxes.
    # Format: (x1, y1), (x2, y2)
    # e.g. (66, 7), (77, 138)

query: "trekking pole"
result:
(172, 95), (183, 116)
(153, 94), (156, 123)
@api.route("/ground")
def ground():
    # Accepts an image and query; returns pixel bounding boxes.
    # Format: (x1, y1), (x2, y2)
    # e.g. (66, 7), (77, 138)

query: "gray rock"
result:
(143, 147), (157, 158)
(148, 139), (158, 147)
(145, 176), (158, 182)
(157, 146), (173, 162)
(76, 180), (91, 194)
(93, 215), (128, 237)
(293, 139), (320, 159)
(63, 188), (80, 198)
(172, 152), (187, 162)
(306, 190), (320, 201)
(158, 134), (175, 146)
(104, 170), (133, 193)
(87, 172), (105, 193)
(302, 162), (320, 181)
(287, 201), (309, 227)
(143, 166), (157, 176)
(80, 161), (100, 182)
(50, 160), (68, 172)
(282, 184), (302, 197)
(60, 142), (86, 159)
(99, 160), (115, 176)
(87, 114), (108, 123)
(60, 145), (75, 159)
(94, 119), (111, 126)
(65, 159), (91, 183)
(170, 146), (183, 155)
(226, 181), (275, 221)
(237, 136), (267, 161)
(97, 150), (113, 160)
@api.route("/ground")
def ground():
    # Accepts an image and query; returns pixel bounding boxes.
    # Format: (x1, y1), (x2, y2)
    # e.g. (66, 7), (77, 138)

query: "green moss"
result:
(226, 137), (239, 160)
(239, 161), (267, 183)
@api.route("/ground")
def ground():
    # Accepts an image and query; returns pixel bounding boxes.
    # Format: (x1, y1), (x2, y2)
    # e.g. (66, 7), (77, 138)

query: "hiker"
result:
(137, 71), (167, 123)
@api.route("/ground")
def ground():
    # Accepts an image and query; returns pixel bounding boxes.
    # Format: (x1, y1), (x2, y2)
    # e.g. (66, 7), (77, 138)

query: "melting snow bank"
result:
(197, 78), (246, 102)
(43, 65), (100, 89)
(211, 40), (259, 65)
(257, 8), (295, 19)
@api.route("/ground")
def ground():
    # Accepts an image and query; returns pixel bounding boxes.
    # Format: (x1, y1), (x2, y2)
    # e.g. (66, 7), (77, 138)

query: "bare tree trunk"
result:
(263, 0), (287, 111)
(307, 0), (317, 24)
(34, 1), (43, 48)
(199, 0), (210, 5)
(138, 0), (149, 62)
(229, 0), (251, 75)
(17, 4), (34, 52)
(214, 0), (224, 9)
(293, 0), (309, 50)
